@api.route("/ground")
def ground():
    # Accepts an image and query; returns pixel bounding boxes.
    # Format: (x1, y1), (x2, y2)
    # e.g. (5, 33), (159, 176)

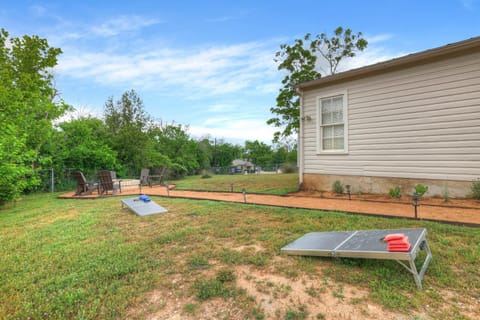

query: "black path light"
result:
(242, 188), (247, 203)
(345, 184), (351, 200)
(230, 182), (234, 192)
(412, 193), (420, 219)
(166, 184), (170, 197)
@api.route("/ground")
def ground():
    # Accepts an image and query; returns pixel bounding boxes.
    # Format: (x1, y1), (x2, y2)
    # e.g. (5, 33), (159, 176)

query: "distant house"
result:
(297, 37), (480, 197)
(229, 159), (255, 174)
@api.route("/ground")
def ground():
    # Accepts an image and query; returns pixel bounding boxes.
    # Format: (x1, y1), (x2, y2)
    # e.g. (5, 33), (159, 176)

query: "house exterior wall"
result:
(300, 51), (480, 197)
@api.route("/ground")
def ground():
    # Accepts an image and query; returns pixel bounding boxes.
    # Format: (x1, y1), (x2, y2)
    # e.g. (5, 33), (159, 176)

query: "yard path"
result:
(59, 186), (480, 226)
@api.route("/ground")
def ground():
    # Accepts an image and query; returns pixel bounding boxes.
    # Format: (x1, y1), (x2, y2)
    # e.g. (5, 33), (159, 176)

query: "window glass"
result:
(321, 99), (332, 124)
(319, 94), (345, 151)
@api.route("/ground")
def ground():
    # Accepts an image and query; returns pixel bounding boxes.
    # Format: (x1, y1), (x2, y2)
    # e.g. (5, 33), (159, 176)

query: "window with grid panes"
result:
(318, 93), (346, 152)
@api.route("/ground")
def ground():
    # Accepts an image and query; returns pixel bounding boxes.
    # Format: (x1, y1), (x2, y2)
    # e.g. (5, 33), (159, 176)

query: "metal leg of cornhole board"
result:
(395, 240), (432, 290)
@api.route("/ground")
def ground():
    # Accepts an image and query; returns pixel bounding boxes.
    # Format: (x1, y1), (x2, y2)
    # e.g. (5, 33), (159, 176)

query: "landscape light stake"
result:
(166, 185), (170, 197)
(412, 194), (420, 219)
(230, 183), (234, 192)
(242, 188), (247, 203)
(345, 185), (351, 200)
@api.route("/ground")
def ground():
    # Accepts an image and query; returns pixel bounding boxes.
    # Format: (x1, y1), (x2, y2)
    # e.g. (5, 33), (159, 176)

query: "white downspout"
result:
(297, 88), (304, 187)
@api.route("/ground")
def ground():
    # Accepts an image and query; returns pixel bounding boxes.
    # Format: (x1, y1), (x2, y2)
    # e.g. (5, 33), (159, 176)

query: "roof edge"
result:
(297, 36), (480, 90)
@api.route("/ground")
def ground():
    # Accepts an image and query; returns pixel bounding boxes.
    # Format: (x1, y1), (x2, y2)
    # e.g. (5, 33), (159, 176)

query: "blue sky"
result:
(1, 0), (479, 144)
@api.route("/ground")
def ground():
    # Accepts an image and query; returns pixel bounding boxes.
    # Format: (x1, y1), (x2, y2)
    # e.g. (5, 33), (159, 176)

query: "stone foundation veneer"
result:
(302, 174), (474, 198)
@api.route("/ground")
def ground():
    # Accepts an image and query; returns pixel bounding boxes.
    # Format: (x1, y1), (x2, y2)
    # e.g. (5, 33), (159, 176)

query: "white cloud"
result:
(338, 46), (405, 72)
(366, 33), (394, 44)
(206, 16), (238, 23)
(206, 104), (237, 112)
(90, 15), (163, 37)
(55, 106), (102, 124)
(190, 117), (277, 143)
(255, 83), (280, 94)
(41, 14), (163, 46)
(57, 40), (279, 97)
(203, 117), (232, 125)
(29, 5), (47, 16)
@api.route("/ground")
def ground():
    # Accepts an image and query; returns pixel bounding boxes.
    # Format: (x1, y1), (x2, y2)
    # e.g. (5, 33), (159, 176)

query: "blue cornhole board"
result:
(121, 197), (168, 216)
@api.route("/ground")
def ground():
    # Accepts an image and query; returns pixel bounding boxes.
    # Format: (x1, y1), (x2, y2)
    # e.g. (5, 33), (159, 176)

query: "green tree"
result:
(196, 137), (214, 170)
(243, 140), (274, 167)
(273, 139), (297, 165)
(267, 27), (367, 142)
(0, 28), (68, 202)
(0, 125), (39, 202)
(213, 140), (243, 168)
(312, 26), (368, 75)
(51, 117), (119, 176)
(149, 123), (199, 178)
(267, 33), (319, 143)
(104, 90), (153, 176)
(272, 146), (288, 165)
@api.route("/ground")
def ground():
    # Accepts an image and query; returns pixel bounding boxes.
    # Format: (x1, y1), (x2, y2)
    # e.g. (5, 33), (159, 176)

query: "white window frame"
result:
(316, 90), (349, 154)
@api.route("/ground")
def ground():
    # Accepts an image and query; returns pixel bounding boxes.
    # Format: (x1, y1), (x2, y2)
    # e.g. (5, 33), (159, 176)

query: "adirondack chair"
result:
(140, 168), (151, 187)
(98, 170), (121, 196)
(150, 166), (167, 186)
(140, 167), (167, 188)
(73, 171), (97, 195)
(110, 171), (122, 193)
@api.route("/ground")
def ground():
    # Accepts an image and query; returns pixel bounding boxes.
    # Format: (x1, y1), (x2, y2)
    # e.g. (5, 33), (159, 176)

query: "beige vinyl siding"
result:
(301, 51), (480, 181)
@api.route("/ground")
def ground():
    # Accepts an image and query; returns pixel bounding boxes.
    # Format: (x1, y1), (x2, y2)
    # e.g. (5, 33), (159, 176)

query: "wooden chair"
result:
(140, 167), (167, 188)
(110, 171), (122, 193)
(150, 166), (167, 186)
(140, 168), (151, 187)
(73, 171), (98, 195)
(98, 170), (121, 196)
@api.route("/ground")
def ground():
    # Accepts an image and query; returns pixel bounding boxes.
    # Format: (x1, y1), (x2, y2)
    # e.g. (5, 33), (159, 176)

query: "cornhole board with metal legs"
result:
(121, 198), (168, 216)
(281, 228), (432, 289)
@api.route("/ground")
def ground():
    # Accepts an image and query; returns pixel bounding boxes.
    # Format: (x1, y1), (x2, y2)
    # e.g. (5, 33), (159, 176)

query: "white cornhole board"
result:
(121, 197), (168, 216)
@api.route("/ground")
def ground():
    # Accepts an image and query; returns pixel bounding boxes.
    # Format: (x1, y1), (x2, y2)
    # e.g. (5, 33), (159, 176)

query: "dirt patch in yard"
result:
(127, 262), (417, 320)
(235, 264), (408, 320)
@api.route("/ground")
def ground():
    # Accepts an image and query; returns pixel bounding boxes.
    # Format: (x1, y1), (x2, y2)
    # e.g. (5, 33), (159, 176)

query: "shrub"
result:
(280, 163), (297, 173)
(332, 180), (344, 194)
(388, 186), (401, 199)
(201, 173), (212, 179)
(471, 179), (480, 200)
(442, 186), (450, 202)
(414, 184), (428, 197)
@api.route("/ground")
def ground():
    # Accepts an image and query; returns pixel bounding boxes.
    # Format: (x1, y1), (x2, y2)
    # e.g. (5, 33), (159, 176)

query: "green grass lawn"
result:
(0, 193), (479, 319)
(172, 173), (299, 195)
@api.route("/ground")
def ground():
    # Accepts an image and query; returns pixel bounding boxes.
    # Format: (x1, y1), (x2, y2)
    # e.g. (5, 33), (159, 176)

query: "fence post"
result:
(50, 168), (55, 193)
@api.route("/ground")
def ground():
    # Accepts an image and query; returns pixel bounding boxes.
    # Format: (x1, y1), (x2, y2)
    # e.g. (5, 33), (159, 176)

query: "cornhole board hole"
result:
(121, 197), (168, 216)
(281, 228), (432, 289)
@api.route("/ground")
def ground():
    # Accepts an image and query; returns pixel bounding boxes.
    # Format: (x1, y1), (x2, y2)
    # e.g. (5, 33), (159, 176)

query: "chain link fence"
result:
(37, 163), (297, 193)
(36, 168), (80, 193)
(211, 163), (297, 175)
